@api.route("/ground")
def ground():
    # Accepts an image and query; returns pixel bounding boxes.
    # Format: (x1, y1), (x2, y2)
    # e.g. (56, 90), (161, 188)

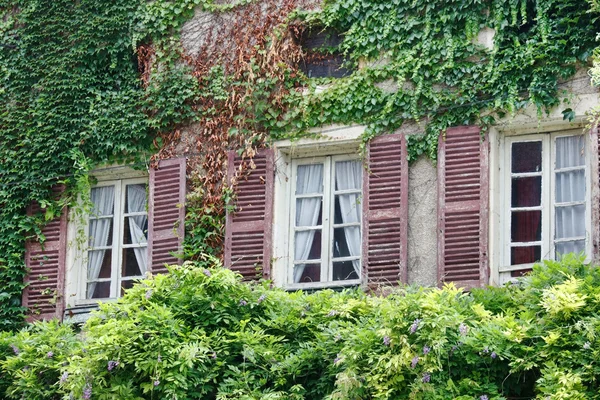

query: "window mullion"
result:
(111, 180), (124, 299)
(322, 157), (333, 283)
(546, 135), (554, 261)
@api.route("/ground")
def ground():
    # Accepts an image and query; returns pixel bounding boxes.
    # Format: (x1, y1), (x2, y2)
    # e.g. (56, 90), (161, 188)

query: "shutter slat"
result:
(438, 126), (489, 289)
(363, 134), (408, 286)
(23, 185), (67, 321)
(224, 150), (274, 281)
(148, 158), (186, 274)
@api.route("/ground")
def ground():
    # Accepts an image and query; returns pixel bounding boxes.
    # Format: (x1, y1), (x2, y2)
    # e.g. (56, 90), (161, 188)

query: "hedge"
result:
(1, 254), (599, 399)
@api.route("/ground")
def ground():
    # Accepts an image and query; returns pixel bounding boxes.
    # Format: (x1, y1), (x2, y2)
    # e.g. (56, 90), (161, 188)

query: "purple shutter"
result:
(362, 133), (409, 286)
(224, 149), (274, 281)
(148, 158), (186, 274)
(437, 126), (489, 288)
(23, 185), (67, 321)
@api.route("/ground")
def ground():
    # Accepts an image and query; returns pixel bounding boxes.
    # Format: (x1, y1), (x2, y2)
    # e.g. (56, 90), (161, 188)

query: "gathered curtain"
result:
(126, 184), (148, 275)
(87, 186), (115, 298)
(334, 160), (362, 278)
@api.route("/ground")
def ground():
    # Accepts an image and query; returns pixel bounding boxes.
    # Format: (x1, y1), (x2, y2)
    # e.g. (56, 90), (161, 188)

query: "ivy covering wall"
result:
(0, 0), (599, 330)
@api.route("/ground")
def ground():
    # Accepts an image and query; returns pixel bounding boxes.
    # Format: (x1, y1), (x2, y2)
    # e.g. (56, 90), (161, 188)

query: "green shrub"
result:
(2, 255), (600, 399)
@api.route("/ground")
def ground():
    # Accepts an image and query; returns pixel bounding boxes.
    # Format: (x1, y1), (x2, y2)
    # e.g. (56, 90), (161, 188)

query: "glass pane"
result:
(334, 194), (361, 224)
(87, 281), (111, 299)
(333, 227), (360, 258)
(511, 210), (542, 242)
(122, 248), (144, 277)
(90, 186), (115, 216)
(512, 141), (542, 173)
(511, 176), (541, 207)
(125, 184), (147, 213)
(295, 198), (322, 226)
(124, 216), (148, 245)
(121, 279), (136, 296)
(88, 218), (113, 248)
(555, 205), (586, 239)
(555, 170), (585, 203)
(335, 160), (362, 191)
(511, 246), (541, 265)
(87, 249), (112, 280)
(333, 261), (359, 281)
(556, 136), (585, 169)
(556, 240), (586, 259)
(293, 263), (321, 283)
(294, 230), (322, 261)
(296, 164), (323, 195)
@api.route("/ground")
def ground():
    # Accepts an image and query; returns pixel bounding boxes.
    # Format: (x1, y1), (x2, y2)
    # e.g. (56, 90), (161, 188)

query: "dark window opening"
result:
(294, 27), (352, 78)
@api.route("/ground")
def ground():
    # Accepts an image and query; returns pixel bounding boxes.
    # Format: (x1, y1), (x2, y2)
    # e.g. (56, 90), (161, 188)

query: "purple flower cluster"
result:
(410, 319), (421, 334)
(107, 360), (119, 371)
(491, 352), (497, 359)
(459, 323), (468, 336)
(584, 342), (591, 350)
(211, 352), (217, 359)
(157, 355), (162, 363)
(334, 355), (342, 365)
(480, 396), (489, 400)
(239, 299), (248, 306)
(257, 294), (266, 304)
(10, 344), (19, 355)
(82, 384), (92, 400)
(383, 336), (391, 346)
(47, 351), (54, 358)
(60, 371), (69, 384)
(145, 290), (153, 300)
(203, 269), (212, 277)
(422, 373), (431, 383)
(154, 380), (160, 386)
(411, 356), (419, 368)
(422, 345), (430, 355)
(327, 310), (338, 317)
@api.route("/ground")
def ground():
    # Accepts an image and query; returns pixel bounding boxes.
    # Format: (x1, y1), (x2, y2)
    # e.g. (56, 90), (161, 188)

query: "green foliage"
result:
(2, 257), (600, 398)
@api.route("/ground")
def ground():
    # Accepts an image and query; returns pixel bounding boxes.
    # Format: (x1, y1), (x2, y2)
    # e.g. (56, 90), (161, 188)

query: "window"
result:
(295, 27), (351, 78)
(84, 178), (148, 299)
(502, 131), (590, 270)
(289, 156), (362, 287)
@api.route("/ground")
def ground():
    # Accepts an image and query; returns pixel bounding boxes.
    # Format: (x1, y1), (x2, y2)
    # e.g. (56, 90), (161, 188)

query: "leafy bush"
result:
(2, 255), (600, 399)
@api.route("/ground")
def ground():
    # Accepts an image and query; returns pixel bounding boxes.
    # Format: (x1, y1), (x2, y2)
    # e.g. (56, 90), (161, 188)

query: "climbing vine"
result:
(1, 0), (599, 330)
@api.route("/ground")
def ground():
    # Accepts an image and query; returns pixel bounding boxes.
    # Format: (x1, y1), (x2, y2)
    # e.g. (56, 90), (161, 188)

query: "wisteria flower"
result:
(411, 356), (419, 368)
(334, 355), (343, 365)
(327, 310), (338, 317)
(203, 269), (212, 277)
(60, 371), (69, 384)
(47, 351), (54, 358)
(410, 319), (421, 334)
(154, 380), (160, 386)
(211, 352), (217, 359)
(423, 345), (430, 355)
(145, 289), (153, 300)
(257, 294), (266, 304)
(584, 341), (591, 350)
(422, 372), (431, 383)
(480, 396), (489, 400)
(490, 352), (497, 359)
(239, 299), (248, 306)
(157, 355), (162, 363)
(82, 384), (92, 400)
(10, 344), (19, 355)
(459, 323), (469, 336)
(383, 336), (391, 346)
(107, 360), (119, 371)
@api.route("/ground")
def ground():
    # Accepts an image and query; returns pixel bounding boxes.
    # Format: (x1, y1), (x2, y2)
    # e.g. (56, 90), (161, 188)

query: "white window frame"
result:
(287, 155), (362, 289)
(499, 130), (591, 273)
(65, 167), (148, 307)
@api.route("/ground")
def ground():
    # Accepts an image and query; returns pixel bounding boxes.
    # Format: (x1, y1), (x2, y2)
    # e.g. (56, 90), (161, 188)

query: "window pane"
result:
(121, 279), (136, 296)
(90, 186), (115, 216)
(512, 141), (542, 173)
(333, 261), (359, 281)
(296, 164), (323, 195)
(294, 230), (322, 261)
(293, 263), (320, 283)
(511, 210), (542, 242)
(511, 176), (541, 207)
(125, 184), (147, 213)
(88, 218), (113, 248)
(334, 194), (361, 224)
(511, 246), (541, 265)
(122, 248), (145, 277)
(555, 170), (585, 203)
(556, 136), (585, 169)
(555, 205), (586, 239)
(124, 216), (148, 245)
(87, 281), (111, 299)
(87, 249), (112, 280)
(556, 240), (586, 259)
(295, 198), (322, 226)
(333, 227), (361, 258)
(335, 160), (362, 191)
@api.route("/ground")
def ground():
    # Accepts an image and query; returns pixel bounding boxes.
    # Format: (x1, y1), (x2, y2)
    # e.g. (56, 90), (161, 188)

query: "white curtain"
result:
(555, 136), (586, 256)
(87, 186), (115, 298)
(335, 160), (362, 278)
(127, 184), (148, 275)
(293, 164), (323, 283)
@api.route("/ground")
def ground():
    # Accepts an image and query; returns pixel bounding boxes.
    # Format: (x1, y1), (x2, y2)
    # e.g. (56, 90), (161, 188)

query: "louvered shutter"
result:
(23, 185), (67, 321)
(362, 133), (409, 286)
(437, 126), (489, 288)
(224, 149), (274, 281)
(148, 158), (186, 274)
(591, 126), (600, 261)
